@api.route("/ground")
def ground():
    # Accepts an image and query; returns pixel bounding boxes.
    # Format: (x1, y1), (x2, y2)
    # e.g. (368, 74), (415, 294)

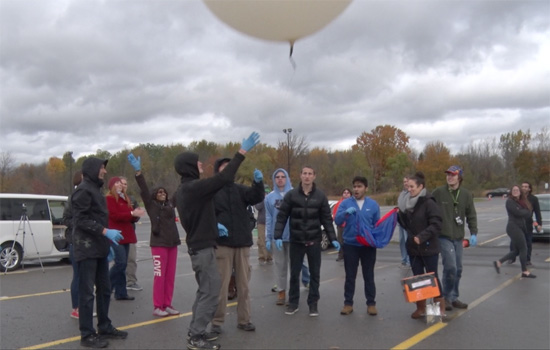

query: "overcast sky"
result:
(1, 0), (549, 165)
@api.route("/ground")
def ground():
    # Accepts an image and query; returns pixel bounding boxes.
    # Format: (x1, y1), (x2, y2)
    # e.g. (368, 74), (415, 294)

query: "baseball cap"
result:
(445, 165), (463, 176)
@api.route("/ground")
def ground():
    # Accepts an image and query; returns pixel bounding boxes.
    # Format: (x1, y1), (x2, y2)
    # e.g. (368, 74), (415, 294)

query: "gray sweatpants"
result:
(188, 247), (221, 336)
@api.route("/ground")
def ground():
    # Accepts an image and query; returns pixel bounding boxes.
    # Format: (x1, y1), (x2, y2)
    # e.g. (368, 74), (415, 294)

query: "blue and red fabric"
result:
(356, 207), (398, 248)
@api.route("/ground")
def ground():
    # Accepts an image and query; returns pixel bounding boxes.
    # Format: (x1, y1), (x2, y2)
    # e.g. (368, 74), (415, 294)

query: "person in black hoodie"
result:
(71, 157), (126, 348)
(174, 132), (260, 350)
(210, 158), (264, 334)
(127, 153), (182, 317)
(397, 172), (444, 319)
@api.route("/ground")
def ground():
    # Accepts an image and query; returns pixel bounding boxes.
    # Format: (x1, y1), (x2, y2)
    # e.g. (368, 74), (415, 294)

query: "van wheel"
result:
(321, 231), (330, 251)
(0, 243), (22, 272)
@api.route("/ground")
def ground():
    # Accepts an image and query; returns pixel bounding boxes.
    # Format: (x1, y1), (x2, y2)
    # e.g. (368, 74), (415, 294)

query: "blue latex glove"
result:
(105, 229), (123, 246)
(332, 241), (341, 251)
(275, 239), (283, 251)
(127, 153), (141, 172)
(266, 240), (271, 252)
(218, 223), (228, 237)
(241, 131), (260, 152)
(469, 234), (477, 247)
(107, 247), (115, 262)
(253, 169), (263, 183)
(345, 207), (356, 215)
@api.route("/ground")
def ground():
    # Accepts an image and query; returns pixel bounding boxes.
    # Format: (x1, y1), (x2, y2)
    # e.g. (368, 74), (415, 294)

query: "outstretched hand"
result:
(253, 169), (263, 183)
(241, 132), (260, 152)
(127, 153), (141, 172)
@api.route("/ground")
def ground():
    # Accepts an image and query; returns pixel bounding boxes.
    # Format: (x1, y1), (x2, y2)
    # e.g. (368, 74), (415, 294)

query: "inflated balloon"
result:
(203, 0), (352, 56)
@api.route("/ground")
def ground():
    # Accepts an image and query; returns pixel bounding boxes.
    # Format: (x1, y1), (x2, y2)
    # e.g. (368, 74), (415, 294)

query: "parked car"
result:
(0, 194), (69, 272)
(533, 194), (550, 240)
(486, 188), (510, 198)
(321, 200), (339, 251)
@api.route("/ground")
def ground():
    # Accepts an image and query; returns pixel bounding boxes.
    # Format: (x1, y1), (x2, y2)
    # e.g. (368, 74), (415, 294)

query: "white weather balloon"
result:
(203, 0), (352, 55)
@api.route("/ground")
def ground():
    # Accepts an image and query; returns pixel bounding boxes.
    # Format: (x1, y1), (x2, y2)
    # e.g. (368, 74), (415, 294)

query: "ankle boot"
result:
(411, 300), (426, 319)
(434, 297), (445, 316)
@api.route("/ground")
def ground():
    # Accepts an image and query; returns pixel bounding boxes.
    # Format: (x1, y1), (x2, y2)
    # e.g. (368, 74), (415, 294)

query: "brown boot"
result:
(276, 290), (286, 305)
(411, 300), (426, 319)
(434, 298), (446, 317)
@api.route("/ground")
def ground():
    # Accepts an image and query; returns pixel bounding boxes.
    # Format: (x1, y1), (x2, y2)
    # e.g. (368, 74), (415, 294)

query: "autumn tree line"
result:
(1, 125), (548, 205)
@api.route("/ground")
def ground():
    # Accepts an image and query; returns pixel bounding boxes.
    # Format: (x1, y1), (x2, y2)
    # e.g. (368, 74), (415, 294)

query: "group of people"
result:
(66, 130), (541, 350)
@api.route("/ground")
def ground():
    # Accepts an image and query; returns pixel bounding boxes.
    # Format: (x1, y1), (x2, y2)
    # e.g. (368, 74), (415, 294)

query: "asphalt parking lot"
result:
(1, 199), (548, 349)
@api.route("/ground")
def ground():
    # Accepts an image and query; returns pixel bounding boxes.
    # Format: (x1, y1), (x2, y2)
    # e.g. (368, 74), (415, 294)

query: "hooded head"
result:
(81, 157), (108, 187)
(271, 168), (292, 193)
(214, 157), (231, 174)
(174, 152), (200, 180)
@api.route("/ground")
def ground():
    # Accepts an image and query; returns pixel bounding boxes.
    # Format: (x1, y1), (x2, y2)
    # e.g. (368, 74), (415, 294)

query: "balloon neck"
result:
(289, 40), (295, 57)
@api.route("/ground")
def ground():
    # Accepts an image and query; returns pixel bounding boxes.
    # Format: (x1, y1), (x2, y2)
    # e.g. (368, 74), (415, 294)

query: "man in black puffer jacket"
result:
(274, 165), (339, 317)
(210, 158), (264, 334)
(72, 157), (126, 348)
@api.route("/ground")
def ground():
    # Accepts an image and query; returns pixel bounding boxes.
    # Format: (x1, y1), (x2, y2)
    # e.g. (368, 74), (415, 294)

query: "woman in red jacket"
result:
(106, 176), (145, 300)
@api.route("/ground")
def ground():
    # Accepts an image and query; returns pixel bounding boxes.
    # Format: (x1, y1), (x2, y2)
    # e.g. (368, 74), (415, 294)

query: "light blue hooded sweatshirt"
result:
(265, 168), (292, 242)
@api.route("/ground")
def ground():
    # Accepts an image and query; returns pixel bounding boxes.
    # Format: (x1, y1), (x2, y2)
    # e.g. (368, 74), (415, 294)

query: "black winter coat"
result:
(274, 183), (337, 244)
(214, 181), (264, 247)
(135, 173), (181, 248)
(397, 193), (442, 257)
(72, 158), (111, 262)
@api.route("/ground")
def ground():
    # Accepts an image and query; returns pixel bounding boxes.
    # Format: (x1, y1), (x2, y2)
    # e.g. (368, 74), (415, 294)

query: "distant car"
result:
(533, 194), (550, 240)
(486, 188), (510, 198)
(321, 200), (339, 251)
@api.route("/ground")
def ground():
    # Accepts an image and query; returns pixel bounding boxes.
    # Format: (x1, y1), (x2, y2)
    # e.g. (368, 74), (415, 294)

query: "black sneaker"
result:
(187, 334), (220, 350)
(81, 333), (108, 348)
(452, 299), (468, 309)
(285, 305), (299, 315)
(98, 327), (128, 339)
(187, 331), (219, 341)
(237, 322), (256, 331)
(309, 303), (319, 317)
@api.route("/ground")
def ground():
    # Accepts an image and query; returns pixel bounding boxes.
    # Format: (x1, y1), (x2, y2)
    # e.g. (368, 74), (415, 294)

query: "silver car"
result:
(533, 194), (549, 240)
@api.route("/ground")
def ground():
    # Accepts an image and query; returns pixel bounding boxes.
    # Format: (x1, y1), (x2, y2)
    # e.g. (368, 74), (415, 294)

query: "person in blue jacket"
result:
(335, 176), (380, 317)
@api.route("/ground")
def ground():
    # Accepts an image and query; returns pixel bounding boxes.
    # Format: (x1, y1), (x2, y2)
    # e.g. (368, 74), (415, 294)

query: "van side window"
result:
(8, 199), (51, 221)
(49, 200), (66, 225)
(0, 198), (14, 220)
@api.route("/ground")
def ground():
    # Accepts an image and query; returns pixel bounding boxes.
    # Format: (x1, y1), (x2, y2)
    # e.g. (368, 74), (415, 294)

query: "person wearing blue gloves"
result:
(273, 165), (339, 317)
(210, 158), (264, 334)
(174, 132), (260, 350)
(432, 165), (478, 312)
(334, 176), (381, 317)
(71, 157), (127, 348)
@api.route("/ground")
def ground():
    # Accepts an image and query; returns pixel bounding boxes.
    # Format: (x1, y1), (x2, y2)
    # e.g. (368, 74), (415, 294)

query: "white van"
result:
(0, 193), (69, 272)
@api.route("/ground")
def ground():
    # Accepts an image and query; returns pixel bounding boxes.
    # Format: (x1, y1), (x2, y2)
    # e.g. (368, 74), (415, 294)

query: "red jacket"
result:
(106, 195), (138, 244)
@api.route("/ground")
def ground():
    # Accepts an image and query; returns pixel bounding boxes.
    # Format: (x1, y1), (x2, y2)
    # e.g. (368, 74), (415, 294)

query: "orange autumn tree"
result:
(354, 125), (410, 193)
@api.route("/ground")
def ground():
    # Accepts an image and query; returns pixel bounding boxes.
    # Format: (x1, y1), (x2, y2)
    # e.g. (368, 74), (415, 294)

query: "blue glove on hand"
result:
(266, 240), (272, 252)
(346, 207), (356, 215)
(241, 131), (260, 152)
(218, 223), (228, 237)
(253, 169), (263, 183)
(105, 229), (123, 246)
(275, 239), (283, 251)
(469, 234), (477, 247)
(107, 247), (115, 262)
(127, 153), (141, 172)
(332, 241), (341, 251)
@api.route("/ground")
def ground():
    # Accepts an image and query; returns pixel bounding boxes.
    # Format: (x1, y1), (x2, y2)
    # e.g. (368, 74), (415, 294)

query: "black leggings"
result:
(499, 224), (528, 272)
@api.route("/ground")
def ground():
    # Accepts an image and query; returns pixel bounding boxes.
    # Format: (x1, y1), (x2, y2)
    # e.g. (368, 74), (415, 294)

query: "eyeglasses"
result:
(275, 176), (286, 179)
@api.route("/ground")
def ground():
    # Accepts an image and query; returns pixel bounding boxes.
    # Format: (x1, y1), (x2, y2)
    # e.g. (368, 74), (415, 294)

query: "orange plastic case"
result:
(401, 272), (440, 302)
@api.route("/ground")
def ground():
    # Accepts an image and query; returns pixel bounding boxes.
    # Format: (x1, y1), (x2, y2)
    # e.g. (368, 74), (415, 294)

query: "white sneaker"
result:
(165, 306), (180, 315)
(153, 308), (169, 317)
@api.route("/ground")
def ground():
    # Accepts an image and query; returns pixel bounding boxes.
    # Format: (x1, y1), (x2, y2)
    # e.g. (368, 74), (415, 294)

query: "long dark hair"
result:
(509, 185), (532, 211)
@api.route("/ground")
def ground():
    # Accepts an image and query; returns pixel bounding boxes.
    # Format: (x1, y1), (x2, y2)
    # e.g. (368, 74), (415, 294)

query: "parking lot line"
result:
(20, 301), (238, 350)
(390, 274), (520, 349)
(0, 289), (67, 301)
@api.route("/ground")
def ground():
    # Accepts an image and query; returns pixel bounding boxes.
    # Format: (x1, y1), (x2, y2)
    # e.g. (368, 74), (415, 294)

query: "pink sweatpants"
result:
(151, 246), (178, 309)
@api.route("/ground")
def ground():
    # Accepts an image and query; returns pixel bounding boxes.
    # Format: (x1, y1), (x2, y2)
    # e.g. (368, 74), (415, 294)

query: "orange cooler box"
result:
(401, 272), (440, 302)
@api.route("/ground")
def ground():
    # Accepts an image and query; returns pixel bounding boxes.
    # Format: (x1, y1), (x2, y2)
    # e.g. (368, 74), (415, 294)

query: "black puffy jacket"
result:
(397, 193), (442, 257)
(274, 183), (337, 244)
(72, 157), (111, 262)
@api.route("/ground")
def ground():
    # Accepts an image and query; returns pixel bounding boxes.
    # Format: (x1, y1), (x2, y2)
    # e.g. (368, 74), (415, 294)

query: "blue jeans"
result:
(78, 257), (113, 338)
(398, 225), (410, 265)
(69, 244), (79, 309)
(439, 238), (463, 302)
(343, 244), (377, 306)
(109, 243), (129, 298)
(289, 242), (321, 307)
